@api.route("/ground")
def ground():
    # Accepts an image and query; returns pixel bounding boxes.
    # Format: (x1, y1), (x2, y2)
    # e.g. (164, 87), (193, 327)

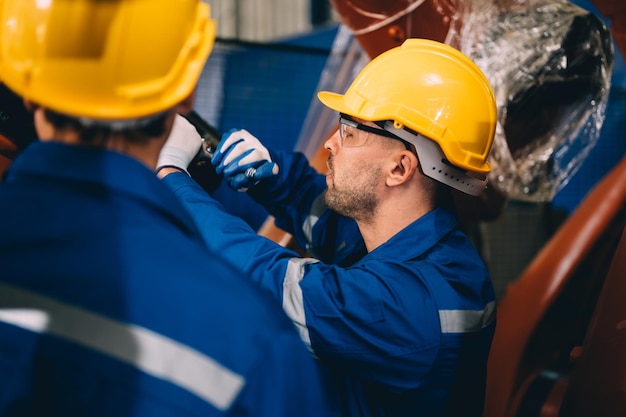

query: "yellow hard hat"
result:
(0, 0), (215, 122)
(318, 38), (497, 177)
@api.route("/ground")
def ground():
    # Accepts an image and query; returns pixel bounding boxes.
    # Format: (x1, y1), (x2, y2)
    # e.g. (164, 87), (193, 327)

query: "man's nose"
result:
(324, 129), (341, 151)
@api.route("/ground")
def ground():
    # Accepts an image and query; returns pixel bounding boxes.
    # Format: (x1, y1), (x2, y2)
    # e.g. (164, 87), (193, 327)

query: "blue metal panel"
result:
(209, 27), (338, 230)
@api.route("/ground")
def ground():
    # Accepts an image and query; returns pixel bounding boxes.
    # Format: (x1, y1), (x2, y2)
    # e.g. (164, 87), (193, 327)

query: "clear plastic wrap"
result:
(313, 0), (614, 202)
(459, 0), (614, 201)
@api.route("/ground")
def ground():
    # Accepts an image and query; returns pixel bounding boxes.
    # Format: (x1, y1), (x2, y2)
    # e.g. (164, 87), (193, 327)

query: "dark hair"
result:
(43, 109), (169, 146)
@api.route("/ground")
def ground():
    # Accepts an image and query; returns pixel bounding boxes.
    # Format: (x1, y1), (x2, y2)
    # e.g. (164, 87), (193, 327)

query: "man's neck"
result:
(357, 195), (434, 252)
(40, 132), (164, 170)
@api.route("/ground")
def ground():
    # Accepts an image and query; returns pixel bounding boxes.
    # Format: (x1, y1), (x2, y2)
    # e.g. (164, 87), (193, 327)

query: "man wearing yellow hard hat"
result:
(0, 1), (330, 416)
(158, 38), (498, 417)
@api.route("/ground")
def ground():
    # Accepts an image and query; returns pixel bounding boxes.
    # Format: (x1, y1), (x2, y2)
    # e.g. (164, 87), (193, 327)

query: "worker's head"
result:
(318, 38), (497, 196)
(0, 0), (215, 135)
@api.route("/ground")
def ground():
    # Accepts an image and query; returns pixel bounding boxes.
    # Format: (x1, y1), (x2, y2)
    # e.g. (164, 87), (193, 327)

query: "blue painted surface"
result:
(211, 26), (338, 230)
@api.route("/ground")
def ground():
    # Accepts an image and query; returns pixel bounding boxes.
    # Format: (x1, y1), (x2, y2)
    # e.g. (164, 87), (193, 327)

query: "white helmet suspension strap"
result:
(383, 121), (488, 196)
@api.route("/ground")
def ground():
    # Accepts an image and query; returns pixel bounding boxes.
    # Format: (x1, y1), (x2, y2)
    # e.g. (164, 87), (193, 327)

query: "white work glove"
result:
(156, 114), (203, 174)
(211, 128), (279, 192)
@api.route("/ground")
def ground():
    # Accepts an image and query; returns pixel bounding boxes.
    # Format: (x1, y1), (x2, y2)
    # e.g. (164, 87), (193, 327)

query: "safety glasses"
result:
(338, 113), (412, 151)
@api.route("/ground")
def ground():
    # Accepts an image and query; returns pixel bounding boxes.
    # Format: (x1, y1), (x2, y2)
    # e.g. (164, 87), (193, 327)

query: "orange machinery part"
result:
(483, 153), (626, 416)
(328, 0), (460, 58)
(329, 0), (625, 60)
(592, 0), (626, 56)
(557, 222), (626, 416)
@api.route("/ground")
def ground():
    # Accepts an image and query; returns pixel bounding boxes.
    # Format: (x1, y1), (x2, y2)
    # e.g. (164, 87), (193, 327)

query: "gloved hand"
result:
(211, 128), (279, 192)
(156, 114), (203, 174)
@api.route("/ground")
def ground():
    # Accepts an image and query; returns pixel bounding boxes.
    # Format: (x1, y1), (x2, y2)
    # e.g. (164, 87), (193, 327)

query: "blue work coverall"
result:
(0, 142), (330, 417)
(163, 149), (497, 417)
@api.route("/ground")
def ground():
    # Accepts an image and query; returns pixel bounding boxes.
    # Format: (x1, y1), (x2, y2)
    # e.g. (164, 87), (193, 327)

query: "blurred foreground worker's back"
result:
(0, 1), (330, 416)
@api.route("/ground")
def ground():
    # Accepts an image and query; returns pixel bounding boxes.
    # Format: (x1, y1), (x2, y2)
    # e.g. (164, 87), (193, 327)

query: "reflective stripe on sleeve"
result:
(0, 283), (245, 411)
(439, 300), (497, 333)
(282, 257), (319, 350)
(302, 193), (327, 250)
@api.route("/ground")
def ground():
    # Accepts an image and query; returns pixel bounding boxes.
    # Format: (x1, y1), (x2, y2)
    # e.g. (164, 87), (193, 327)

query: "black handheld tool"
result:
(181, 110), (223, 194)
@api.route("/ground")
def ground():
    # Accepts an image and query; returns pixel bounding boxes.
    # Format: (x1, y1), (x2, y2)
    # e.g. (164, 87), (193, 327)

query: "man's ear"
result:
(386, 150), (418, 187)
(23, 99), (37, 111)
(26, 102), (53, 141)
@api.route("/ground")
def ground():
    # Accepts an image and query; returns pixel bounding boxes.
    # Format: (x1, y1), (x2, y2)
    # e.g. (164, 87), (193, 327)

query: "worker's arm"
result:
(211, 126), (366, 265)
(161, 170), (439, 390)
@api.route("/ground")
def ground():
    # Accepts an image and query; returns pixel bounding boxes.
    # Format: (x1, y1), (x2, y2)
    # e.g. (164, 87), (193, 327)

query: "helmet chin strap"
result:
(383, 121), (488, 196)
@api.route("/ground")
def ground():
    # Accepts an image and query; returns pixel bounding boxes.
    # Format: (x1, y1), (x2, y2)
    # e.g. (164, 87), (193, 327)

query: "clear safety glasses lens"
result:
(339, 114), (412, 150)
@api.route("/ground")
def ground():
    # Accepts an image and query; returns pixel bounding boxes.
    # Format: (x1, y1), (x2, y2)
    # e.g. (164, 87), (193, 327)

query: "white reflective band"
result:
(439, 301), (497, 333)
(0, 283), (245, 411)
(282, 258), (319, 351)
(302, 193), (326, 248)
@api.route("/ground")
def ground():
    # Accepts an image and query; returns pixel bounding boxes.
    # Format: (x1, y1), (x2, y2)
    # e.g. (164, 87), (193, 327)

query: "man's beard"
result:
(324, 162), (380, 223)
